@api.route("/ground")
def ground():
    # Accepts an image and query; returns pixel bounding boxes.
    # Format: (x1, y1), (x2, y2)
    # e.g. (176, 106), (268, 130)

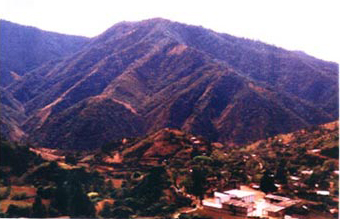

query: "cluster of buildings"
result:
(202, 189), (301, 218)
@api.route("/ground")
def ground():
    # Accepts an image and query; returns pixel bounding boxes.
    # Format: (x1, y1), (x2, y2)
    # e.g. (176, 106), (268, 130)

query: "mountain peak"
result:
(142, 17), (172, 23)
(3, 19), (338, 149)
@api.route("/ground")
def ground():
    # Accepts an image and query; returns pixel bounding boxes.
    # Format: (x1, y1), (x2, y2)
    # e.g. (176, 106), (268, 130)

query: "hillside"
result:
(0, 88), (26, 141)
(0, 20), (89, 87)
(3, 18), (339, 149)
(1, 122), (337, 218)
(0, 20), (89, 141)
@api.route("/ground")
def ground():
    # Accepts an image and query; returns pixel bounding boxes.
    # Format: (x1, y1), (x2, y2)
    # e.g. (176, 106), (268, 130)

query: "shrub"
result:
(37, 186), (56, 199)
(6, 204), (31, 217)
(11, 192), (29, 200)
(0, 186), (11, 200)
(321, 146), (339, 159)
(175, 194), (192, 208)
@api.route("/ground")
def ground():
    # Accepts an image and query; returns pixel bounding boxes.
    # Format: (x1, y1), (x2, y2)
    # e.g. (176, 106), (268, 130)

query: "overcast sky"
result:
(0, 0), (339, 63)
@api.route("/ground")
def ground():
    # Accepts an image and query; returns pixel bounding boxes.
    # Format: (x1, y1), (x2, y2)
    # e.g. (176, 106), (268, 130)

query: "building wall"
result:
(267, 210), (285, 218)
(242, 195), (254, 203)
(222, 203), (255, 215)
(214, 192), (230, 203)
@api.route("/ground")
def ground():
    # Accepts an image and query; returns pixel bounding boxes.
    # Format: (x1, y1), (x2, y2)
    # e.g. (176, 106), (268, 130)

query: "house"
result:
(222, 199), (255, 216)
(265, 194), (290, 204)
(289, 176), (300, 181)
(263, 194), (301, 218)
(265, 194), (300, 207)
(263, 205), (285, 218)
(203, 189), (256, 216)
(214, 192), (230, 204)
(301, 170), (313, 175)
(203, 190), (301, 218)
(316, 190), (330, 196)
(224, 189), (255, 203)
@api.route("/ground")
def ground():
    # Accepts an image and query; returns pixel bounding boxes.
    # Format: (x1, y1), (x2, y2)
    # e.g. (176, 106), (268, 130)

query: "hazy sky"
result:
(0, 0), (339, 63)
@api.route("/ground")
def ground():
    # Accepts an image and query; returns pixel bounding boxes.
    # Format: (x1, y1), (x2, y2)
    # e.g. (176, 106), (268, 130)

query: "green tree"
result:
(65, 154), (77, 165)
(0, 184), (11, 200)
(50, 183), (69, 215)
(68, 184), (95, 218)
(260, 170), (277, 193)
(183, 165), (209, 203)
(100, 202), (114, 218)
(6, 205), (30, 218)
(322, 160), (337, 172)
(32, 196), (46, 218)
(275, 159), (288, 184)
(192, 166), (207, 202)
(111, 206), (134, 218)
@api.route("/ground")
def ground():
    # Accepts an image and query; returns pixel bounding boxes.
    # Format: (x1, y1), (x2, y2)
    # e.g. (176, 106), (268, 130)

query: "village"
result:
(28, 127), (339, 219)
(1, 124), (338, 218)
(176, 125), (339, 219)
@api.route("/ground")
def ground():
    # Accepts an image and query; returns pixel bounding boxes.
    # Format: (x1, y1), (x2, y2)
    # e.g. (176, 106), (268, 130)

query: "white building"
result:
(214, 191), (231, 204)
(224, 189), (255, 203)
(203, 189), (256, 216)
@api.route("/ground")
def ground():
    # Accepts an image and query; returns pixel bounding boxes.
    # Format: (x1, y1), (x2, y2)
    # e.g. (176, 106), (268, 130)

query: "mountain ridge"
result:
(2, 18), (338, 148)
(0, 19), (90, 87)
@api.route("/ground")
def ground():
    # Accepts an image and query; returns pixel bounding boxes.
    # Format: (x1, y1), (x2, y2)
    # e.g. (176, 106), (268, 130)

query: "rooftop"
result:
(290, 176), (300, 181)
(203, 199), (222, 209)
(224, 189), (255, 198)
(214, 191), (230, 197)
(265, 194), (290, 202)
(316, 190), (330, 196)
(223, 199), (254, 208)
(263, 204), (285, 213)
(277, 200), (301, 208)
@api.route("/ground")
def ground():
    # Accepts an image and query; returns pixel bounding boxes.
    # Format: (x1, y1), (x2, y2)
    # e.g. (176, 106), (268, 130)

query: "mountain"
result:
(0, 20), (89, 87)
(0, 20), (89, 141)
(3, 18), (339, 149)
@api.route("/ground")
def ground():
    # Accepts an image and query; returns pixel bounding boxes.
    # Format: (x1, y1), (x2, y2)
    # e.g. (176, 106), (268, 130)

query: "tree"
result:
(322, 160), (337, 172)
(100, 202), (114, 218)
(50, 183), (69, 215)
(68, 184), (95, 218)
(191, 166), (207, 202)
(101, 140), (121, 154)
(183, 165), (209, 203)
(133, 167), (170, 203)
(65, 154), (77, 165)
(260, 170), (277, 193)
(111, 206), (134, 218)
(275, 159), (288, 184)
(32, 196), (46, 218)
(6, 205), (30, 218)
(0, 183), (11, 200)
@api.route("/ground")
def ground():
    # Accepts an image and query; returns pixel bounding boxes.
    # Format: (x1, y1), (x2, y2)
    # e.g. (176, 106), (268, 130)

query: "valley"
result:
(0, 18), (338, 218)
(0, 122), (338, 218)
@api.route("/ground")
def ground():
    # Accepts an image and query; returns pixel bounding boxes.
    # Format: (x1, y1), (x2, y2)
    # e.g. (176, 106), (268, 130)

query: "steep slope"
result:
(0, 20), (89, 87)
(156, 21), (339, 116)
(5, 18), (338, 149)
(27, 97), (144, 149)
(0, 88), (26, 141)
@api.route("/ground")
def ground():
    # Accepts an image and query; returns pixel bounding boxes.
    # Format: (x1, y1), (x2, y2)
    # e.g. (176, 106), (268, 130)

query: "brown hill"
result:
(3, 18), (339, 149)
(120, 129), (211, 164)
